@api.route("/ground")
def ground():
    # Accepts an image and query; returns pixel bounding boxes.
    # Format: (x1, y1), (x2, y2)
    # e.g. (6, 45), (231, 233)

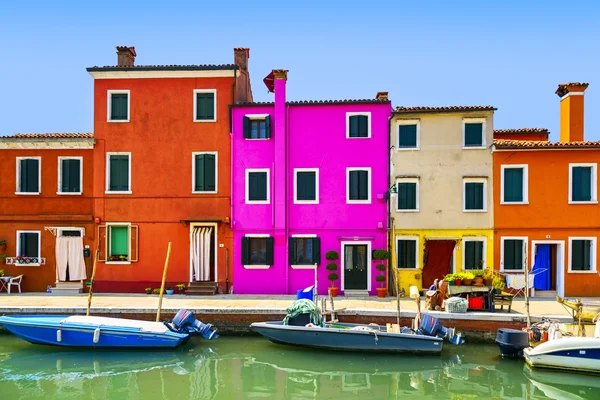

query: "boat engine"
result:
(418, 314), (465, 345)
(495, 328), (529, 357)
(171, 309), (219, 340)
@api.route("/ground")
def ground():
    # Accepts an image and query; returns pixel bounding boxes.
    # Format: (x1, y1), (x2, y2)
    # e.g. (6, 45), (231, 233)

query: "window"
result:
(570, 164), (597, 203)
(397, 238), (418, 269)
(464, 179), (486, 212)
(16, 231), (41, 260)
(246, 169), (270, 204)
(107, 90), (130, 122)
(569, 237), (596, 272)
(98, 224), (138, 263)
(463, 239), (485, 270)
(241, 236), (274, 268)
(193, 153), (217, 193)
(16, 157), (41, 194)
(501, 165), (528, 204)
(396, 179), (418, 211)
(347, 168), (371, 203)
(294, 169), (318, 204)
(397, 120), (419, 149)
(58, 157), (82, 194)
(346, 113), (371, 138)
(243, 115), (271, 139)
(463, 118), (486, 148)
(194, 90), (216, 122)
(106, 153), (131, 193)
(501, 238), (525, 271)
(290, 236), (320, 268)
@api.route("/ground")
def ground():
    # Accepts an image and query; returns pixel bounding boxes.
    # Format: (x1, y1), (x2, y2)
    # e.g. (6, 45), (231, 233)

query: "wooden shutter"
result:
(358, 115), (368, 137)
(399, 125), (417, 147)
(62, 159), (81, 193)
(583, 240), (591, 270)
(312, 237), (321, 266)
(110, 156), (129, 191)
(573, 167), (592, 201)
(464, 123), (483, 147)
(465, 183), (483, 210)
(358, 170), (368, 200)
(289, 237), (297, 264)
(26, 233), (39, 258)
(349, 116), (358, 137)
(130, 225), (139, 262)
(265, 115), (271, 139)
(296, 171), (315, 201)
(21, 159), (39, 193)
(196, 93), (214, 120)
(98, 225), (107, 262)
(349, 171), (359, 200)
(204, 154), (216, 192)
(398, 183), (416, 210)
(195, 154), (205, 191)
(243, 116), (251, 138)
(504, 169), (523, 202)
(265, 237), (274, 265)
(241, 237), (250, 265)
(111, 94), (128, 120)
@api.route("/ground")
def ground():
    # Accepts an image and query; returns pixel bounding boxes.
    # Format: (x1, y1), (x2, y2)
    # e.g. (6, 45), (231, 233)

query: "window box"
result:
(15, 230), (42, 266)
(107, 90), (130, 122)
(98, 224), (139, 263)
(193, 89), (216, 122)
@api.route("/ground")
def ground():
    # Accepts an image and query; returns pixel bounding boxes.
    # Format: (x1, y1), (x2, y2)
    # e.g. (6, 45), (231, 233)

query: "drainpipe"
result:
(225, 248), (229, 294)
(285, 103), (290, 295)
(387, 113), (393, 295)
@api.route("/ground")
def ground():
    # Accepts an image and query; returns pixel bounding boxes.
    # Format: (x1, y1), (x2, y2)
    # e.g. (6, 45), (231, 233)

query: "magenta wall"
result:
(231, 78), (391, 295)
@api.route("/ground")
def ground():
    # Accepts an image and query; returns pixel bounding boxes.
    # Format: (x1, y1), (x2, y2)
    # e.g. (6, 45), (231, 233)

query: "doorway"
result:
(341, 242), (371, 291)
(55, 228), (86, 282)
(531, 240), (564, 298)
(189, 223), (217, 282)
(422, 240), (456, 289)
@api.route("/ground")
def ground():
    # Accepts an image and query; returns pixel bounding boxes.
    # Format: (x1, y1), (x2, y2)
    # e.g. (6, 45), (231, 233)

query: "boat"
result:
(523, 336), (600, 374)
(495, 328), (530, 357)
(0, 309), (218, 348)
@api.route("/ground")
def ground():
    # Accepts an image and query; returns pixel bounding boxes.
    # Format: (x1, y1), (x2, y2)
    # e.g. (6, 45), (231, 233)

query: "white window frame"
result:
(291, 234), (317, 269)
(106, 222), (132, 265)
(500, 236), (528, 272)
(462, 237), (487, 270)
(107, 90), (130, 123)
(293, 168), (319, 204)
(346, 112), (372, 139)
(243, 233), (270, 269)
(396, 236), (420, 270)
(462, 118), (487, 149)
(16, 230), (42, 266)
(396, 178), (419, 212)
(192, 152), (218, 194)
(568, 236), (597, 273)
(15, 156), (41, 195)
(569, 163), (598, 204)
(396, 119), (420, 150)
(105, 152), (132, 194)
(193, 89), (217, 122)
(500, 164), (529, 204)
(244, 114), (270, 140)
(346, 167), (371, 204)
(463, 178), (487, 212)
(57, 156), (83, 195)
(245, 168), (270, 205)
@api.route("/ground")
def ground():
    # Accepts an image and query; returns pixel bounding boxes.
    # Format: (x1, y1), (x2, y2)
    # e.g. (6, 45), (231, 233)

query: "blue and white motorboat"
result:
(523, 336), (600, 374)
(0, 309), (218, 348)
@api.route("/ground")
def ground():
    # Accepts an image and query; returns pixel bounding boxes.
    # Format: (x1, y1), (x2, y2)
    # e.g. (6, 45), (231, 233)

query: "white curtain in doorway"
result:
(55, 236), (87, 281)
(191, 227), (212, 281)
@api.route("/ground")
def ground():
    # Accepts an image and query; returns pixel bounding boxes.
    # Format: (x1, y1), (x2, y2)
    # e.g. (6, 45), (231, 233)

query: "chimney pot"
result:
(234, 48), (250, 71)
(557, 82), (589, 142)
(116, 46), (136, 67)
(272, 69), (288, 81)
(376, 92), (389, 101)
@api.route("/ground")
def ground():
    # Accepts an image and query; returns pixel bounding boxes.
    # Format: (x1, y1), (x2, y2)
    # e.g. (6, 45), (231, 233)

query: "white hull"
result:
(524, 337), (600, 374)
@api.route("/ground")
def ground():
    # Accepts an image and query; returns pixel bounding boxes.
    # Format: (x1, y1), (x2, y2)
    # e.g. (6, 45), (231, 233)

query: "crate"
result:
(445, 298), (468, 313)
(468, 296), (484, 310)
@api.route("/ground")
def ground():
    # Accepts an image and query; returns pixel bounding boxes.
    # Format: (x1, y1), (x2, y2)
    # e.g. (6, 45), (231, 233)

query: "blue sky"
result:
(1, 0), (599, 141)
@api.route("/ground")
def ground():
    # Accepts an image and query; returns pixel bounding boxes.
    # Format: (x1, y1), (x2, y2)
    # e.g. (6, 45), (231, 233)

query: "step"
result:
(50, 287), (83, 295)
(186, 290), (217, 296)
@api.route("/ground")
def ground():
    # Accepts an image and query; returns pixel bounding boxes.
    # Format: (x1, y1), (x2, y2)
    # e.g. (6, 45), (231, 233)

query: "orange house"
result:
(88, 47), (252, 294)
(0, 133), (95, 292)
(493, 83), (600, 297)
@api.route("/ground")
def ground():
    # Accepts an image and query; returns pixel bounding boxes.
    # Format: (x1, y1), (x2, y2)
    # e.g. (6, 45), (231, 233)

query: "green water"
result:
(0, 334), (597, 400)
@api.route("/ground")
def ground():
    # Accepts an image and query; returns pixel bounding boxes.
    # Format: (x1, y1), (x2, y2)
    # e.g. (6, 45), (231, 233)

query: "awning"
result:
(180, 218), (223, 224)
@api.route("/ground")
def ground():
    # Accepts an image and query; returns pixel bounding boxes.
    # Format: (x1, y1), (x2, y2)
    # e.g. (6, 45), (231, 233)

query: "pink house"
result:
(231, 70), (391, 295)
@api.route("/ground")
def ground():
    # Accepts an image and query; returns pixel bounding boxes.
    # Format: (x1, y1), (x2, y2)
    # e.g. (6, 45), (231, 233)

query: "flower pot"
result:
(454, 279), (462, 286)
(328, 287), (338, 297)
(493, 288), (502, 295)
(166, 289), (174, 295)
(484, 278), (493, 286)
(474, 277), (484, 285)
(376, 287), (387, 298)
(462, 279), (473, 286)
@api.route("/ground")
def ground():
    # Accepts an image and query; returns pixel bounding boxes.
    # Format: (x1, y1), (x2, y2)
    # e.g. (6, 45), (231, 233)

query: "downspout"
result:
(228, 68), (236, 294)
(387, 113), (393, 295)
(285, 103), (290, 294)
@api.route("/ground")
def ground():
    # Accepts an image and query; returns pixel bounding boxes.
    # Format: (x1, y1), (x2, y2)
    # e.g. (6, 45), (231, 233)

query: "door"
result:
(190, 225), (216, 282)
(422, 240), (456, 289)
(344, 244), (368, 290)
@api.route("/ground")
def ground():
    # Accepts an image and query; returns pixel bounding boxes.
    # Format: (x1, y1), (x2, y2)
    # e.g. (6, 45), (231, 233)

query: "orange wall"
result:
(91, 76), (235, 293)
(493, 133), (548, 141)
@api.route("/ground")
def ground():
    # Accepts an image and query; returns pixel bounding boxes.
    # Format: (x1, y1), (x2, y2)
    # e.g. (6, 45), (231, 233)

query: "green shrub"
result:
(325, 251), (339, 260)
(328, 273), (339, 286)
(375, 263), (386, 271)
(325, 263), (338, 271)
(372, 250), (389, 261)
(152, 288), (161, 294)
(443, 274), (456, 282)
(471, 269), (484, 277)
(375, 275), (386, 282)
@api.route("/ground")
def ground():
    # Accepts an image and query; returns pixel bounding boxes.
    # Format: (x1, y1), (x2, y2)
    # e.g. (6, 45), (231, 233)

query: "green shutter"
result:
(19, 232), (39, 258)
(204, 154), (216, 192)
(398, 124), (417, 148)
(110, 226), (129, 256)
(465, 241), (483, 270)
(195, 155), (205, 191)
(62, 159), (81, 193)
(297, 172), (316, 201)
(196, 93), (215, 120)
(312, 237), (321, 266)
(572, 167), (592, 202)
(111, 93), (128, 120)
(241, 237), (250, 265)
(265, 237), (274, 265)
(398, 240), (416, 269)
(465, 182), (484, 210)
(358, 170), (368, 199)
(249, 172), (267, 201)
(349, 116), (359, 137)
(504, 240), (522, 270)
(349, 171), (359, 199)
(109, 156), (129, 191)
(20, 159), (39, 193)
(265, 116), (271, 139)
(289, 238), (297, 264)
(572, 240), (591, 271)
(398, 183), (416, 210)
(464, 123), (483, 147)
(243, 116), (251, 139)
(504, 169), (523, 202)
(358, 115), (368, 137)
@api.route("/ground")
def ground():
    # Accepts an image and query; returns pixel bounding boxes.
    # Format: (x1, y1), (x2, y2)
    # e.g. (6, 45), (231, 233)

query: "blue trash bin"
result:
(297, 286), (314, 300)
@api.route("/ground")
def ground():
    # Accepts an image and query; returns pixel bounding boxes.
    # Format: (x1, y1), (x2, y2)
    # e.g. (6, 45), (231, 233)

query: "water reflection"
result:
(0, 336), (597, 399)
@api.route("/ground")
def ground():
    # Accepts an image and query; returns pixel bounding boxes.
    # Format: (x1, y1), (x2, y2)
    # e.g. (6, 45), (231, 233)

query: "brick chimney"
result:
(234, 48), (249, 71)
(234, 48), (252, 103)
(556, 82), (589, 142)
(376, 92), (389, 101)
(116, 46), (136, 67)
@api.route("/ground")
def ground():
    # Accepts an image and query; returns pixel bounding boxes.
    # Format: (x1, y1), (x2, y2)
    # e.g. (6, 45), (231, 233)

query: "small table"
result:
(447, 285), (493, 311)
(0, 276), (12, 293)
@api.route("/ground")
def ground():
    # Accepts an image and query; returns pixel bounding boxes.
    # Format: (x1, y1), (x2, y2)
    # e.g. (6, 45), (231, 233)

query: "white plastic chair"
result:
(8, 275), (23, 294)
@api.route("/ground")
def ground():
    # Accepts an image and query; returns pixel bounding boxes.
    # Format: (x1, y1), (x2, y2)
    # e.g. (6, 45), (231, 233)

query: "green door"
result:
(344, 244), (368, 290)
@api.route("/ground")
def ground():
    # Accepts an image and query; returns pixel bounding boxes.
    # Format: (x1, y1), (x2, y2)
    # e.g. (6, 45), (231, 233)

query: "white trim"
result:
(568, 236), (597, 273)
(16, 230), (42, 266)
(462, 118), (487, 149)
(106, 222), (132, 265)
(568, 163), (598, 204)
(395, 178), (419, 212)
(243, 234), (270, 269)
(189, 222), (219, 283)
(463, 178), (487, 212)
(106, 152), (132, 194)
(346, 167), (371, 204)
(57, 156), (83, 195)
(395, 236), (420, 270)
(561, 92), (585, 99)
(500, 164), (529, 204)
(15, 156), (41, 195)
(0, 141), (94, 150)
(340, 241), (372, 291)
(56, 227), (85, 237)
(293, 168), (319, 204)
(530, 240), (565, 298)
(500, 236), (528, 272)
(396, 119), (420, 150)
(291, 234), (318, 269)
(245, 168), (270, 204)
(245, 114), (269, 119)
(193, 89), (217, 122)
(462, 237), (487, 270)
(346, 112), (372, 139)
(107, 90), (130, 123)
(192, 152), (218, 194)
(89, 70), (238, 80)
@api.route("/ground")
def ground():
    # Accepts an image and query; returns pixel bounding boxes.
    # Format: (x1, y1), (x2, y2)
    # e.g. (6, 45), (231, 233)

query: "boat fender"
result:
(56, 329), (62, 343)
(93, 327), (100, 344)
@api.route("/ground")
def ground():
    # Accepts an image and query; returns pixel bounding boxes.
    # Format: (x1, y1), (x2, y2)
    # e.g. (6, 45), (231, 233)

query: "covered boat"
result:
(0, 309), (218, 348)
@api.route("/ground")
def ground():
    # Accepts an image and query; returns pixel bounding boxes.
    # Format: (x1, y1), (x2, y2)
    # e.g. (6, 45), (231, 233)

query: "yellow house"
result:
(389, 106), (496, 293)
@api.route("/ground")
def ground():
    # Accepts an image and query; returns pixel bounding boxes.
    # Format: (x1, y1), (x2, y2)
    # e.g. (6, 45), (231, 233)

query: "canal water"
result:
(0, 334), (597, 399)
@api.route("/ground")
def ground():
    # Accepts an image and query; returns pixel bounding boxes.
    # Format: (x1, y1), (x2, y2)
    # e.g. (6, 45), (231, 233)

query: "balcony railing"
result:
(5, 257), (46, 266)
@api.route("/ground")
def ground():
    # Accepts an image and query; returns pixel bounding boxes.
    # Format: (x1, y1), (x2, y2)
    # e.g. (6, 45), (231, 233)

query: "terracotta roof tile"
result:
(493, 139), (600, 149)
(87, 64), (237, 72)
(555, 82), (589, 97)
(493, 128), (549, 135)
(394, 105), (496, 113)
(0, 133), (94, 139)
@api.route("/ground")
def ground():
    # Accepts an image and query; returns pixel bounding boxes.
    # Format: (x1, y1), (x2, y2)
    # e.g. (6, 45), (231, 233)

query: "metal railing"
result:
(5, 257), (46, 265)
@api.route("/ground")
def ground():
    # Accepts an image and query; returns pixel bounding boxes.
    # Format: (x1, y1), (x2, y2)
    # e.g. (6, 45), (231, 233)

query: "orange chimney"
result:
(556, 82), (589, 142)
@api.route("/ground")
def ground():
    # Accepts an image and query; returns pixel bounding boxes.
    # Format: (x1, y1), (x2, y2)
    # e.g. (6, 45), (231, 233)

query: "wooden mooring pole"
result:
(156, 242), (172, 322)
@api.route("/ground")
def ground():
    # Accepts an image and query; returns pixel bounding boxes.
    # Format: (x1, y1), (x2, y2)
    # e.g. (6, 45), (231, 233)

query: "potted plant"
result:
(152, 288), (161, 295)
(0, 239), (6, 252)
(165, 285), (174, 295)
(483, 269), (494, 286)
(462, 272), (474, 286)
(492, 276), (505, 294)
(325, 250), (339, 297)
(372, 249), (389, 298)
(472, 269), (485, 285)
(443, 274), (456, 286)
(0, 269), (4, 277)
(145, 287), (152, 295)
(176, 284), (186, 293)
(452, 274), (463, 286)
